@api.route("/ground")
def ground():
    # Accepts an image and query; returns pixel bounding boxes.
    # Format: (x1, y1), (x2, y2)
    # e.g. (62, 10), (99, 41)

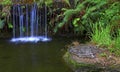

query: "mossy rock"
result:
(63, 44), (120, 72)
(63, 52), (103, 72)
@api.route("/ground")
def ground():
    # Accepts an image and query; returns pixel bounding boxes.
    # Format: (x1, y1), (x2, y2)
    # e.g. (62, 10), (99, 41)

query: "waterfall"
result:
(11, 3), (51, 42)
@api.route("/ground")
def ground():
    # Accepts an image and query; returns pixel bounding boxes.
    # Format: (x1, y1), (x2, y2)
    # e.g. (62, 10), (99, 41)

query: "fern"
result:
(54, 0), (120, 35)
(82, 0), (107, 22)
(57, 1), (86, 28)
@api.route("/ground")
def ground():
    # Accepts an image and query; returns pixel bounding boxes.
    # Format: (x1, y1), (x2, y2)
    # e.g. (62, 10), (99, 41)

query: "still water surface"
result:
(0, 37), (73, 72)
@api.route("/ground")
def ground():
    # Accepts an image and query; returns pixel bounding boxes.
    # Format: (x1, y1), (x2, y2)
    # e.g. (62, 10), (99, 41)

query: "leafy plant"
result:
(90, 6), (120, 56)
(54, 0), (87, 33)
(54, 0), (108, 34)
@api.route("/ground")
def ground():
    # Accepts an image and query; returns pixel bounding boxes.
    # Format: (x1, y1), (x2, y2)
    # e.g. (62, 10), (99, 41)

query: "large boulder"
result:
(64, 44), (120, 72)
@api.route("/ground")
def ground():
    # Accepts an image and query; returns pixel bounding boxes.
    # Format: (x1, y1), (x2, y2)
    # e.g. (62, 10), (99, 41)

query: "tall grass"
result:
(90, 22), (120, 56)
(90, 22), (111, 46)
(110, 29), (120, 56)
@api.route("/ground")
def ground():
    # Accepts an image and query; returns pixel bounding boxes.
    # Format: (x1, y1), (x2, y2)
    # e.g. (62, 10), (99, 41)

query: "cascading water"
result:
(11, 3), (51, 42)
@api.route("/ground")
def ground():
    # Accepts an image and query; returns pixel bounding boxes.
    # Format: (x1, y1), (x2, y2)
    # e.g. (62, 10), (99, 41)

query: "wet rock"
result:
(69, 45), (100, 58)
(65, 44), (120, 72)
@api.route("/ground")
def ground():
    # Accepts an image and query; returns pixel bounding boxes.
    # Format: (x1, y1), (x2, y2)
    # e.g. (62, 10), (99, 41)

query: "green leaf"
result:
(8, 23), (13, 28)
(73, 18), (80, 27)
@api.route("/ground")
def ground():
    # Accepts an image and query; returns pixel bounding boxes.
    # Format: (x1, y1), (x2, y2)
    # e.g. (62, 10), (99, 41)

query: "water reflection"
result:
(0, 38), (73, 72)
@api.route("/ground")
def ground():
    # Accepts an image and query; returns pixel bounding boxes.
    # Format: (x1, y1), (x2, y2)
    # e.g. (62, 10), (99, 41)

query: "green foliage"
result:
(8, 23), (13, 29)
(90, 22), (120, 56)
(45, 0), (53, 6)
(2, 12), (6, 17)
(64, 0), (70, 7)
(110, 29), (120, 56)
(57, 9), (79, 28)
(100, 2), (120, 25)
(0, 19), (4, 29)
(64, 0), (80, 8)
(84, 0), (106, 19)
(74, 0), (80, 8)
(91, 22), (111, 46)
(100, 53), (107, 57)
(35, 0), (44, 7)
(90, 1), (120, 55)
(73, 18), (80, 27)
(1, 0), (12, 5)
(54, 0), (86, 33)
(36, 0), (53, 7)
(53, 1), (120, 49)
(54, 0), (108, 33)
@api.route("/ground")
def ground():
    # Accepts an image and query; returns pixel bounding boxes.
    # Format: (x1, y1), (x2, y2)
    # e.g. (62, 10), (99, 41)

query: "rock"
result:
(69, 45), (100, 58)
(64, 44), (120, 72)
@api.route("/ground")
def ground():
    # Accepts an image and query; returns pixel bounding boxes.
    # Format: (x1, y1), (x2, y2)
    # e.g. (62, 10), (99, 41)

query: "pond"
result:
(0, 37), (73, 72)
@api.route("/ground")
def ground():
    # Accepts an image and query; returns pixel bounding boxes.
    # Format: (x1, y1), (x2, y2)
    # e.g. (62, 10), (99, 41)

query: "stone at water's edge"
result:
(64, 44), (120, 72)
(69, 45), (100, 58)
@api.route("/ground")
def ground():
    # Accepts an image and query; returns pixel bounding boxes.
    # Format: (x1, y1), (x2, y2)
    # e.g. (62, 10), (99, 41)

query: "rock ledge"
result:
(64, 44), (120, 72)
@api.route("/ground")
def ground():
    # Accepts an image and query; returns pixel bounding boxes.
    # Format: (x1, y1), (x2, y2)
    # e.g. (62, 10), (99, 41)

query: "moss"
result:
(63, 52), (99, 70)
(99, 53), (107, 57)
